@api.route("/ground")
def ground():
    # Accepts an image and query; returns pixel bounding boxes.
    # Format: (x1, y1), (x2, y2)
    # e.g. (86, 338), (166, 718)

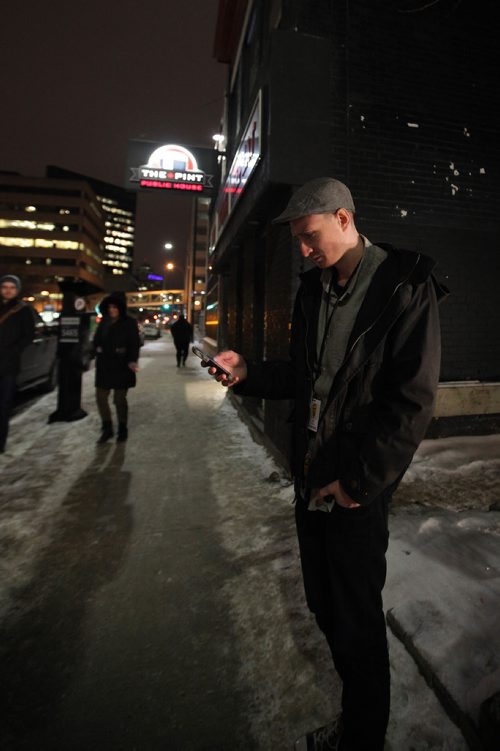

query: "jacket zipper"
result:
(344, 253), (421, 363)
(316, 254), (422, 428)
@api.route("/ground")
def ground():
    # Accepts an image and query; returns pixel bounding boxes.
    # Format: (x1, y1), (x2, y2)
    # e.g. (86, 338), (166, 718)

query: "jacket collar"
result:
(298, 245), (444, 377)
(299, 244), (437, 288)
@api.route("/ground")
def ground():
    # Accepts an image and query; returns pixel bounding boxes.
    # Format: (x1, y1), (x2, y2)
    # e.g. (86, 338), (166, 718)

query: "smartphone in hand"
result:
(192, 346), (234, 382)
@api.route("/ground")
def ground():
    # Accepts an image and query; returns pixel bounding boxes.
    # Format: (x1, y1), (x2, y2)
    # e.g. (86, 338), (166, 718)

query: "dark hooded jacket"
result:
(0, 298), (35, 376)
(234, 244), (448, 506)
(170, 315), (193, 347)
(93, 294), (140, 390)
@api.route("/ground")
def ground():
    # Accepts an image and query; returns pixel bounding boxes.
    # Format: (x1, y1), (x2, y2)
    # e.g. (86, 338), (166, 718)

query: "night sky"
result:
(0, 0), (227, 287)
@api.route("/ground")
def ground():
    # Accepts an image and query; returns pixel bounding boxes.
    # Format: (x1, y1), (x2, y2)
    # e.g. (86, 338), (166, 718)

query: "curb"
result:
(386, 608), (484, 751)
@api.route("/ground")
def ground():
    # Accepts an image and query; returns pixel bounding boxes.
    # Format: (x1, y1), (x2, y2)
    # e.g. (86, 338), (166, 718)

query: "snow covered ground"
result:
(394, 433), (500, 511)
(1, 340), (498, 749)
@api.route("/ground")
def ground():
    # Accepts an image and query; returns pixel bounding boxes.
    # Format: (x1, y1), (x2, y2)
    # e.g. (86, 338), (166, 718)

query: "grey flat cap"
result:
(272, 177), (355, 224)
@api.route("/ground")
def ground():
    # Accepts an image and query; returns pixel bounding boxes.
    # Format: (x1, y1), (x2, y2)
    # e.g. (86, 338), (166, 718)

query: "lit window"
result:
(0, 237), (34, 248)
(0, 219), (55, 231)
(34, 238), (79, 250)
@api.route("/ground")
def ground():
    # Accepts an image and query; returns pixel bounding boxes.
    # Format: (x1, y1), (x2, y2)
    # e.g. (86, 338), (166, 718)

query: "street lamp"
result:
(164, 242), (173, 250)
(166, 262), (174, 270)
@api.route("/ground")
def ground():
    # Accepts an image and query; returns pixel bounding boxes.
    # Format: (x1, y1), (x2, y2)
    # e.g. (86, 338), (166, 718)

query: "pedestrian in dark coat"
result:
(202, 178), (448, 751)
(93, 293), (140, 443)
(170, 314), (193, 367)
(0, 275), (35, 454)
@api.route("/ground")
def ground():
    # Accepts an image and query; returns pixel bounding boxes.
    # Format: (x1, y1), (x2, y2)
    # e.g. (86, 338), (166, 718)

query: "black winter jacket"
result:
(93, 295), (140, 390)
(170, 317), (193, 347)
(234, 245), (448, 505)
(0, 299), (35, 376)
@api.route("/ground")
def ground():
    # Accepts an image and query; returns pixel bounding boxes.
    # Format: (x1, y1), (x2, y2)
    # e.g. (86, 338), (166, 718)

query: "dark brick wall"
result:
(223, 259), (242, 352)
(226, 204), (300, 467)
(240, 237), (256, 356)
(264, 224), (295, 359)
(325, 0), (500, 379)
(262, 221), (296, 465)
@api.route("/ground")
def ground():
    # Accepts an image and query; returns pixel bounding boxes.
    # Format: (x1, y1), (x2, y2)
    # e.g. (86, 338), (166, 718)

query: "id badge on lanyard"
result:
(307, 396), (321, 432)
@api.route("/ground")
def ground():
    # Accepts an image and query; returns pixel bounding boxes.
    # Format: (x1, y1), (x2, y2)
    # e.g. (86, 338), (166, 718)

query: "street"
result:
(0, 337), (481, 750)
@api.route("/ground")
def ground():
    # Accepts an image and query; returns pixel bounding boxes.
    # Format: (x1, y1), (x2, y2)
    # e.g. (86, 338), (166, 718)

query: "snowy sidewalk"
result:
(388, 433), (500, 751)
(386, 509), (500, 750)
(0, 337), (498, 749)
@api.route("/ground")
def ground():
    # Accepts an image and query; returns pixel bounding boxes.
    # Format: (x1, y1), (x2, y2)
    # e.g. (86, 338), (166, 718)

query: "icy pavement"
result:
(1, 337), (497, 749)
(386, 509), (500, 750)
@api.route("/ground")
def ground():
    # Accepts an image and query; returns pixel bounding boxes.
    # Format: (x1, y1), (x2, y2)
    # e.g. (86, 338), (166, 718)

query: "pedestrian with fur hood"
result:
(0, 275), (35, 454)
(202, 177), (448, 751)
(93, 293), (140, 443)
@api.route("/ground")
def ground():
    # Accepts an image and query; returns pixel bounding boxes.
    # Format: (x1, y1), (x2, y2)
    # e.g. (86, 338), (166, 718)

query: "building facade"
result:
(210, 0), (500, 462)
(185, 196), (211, 324)
(0, 173), (105, 309)
(46, 166), (136, 290)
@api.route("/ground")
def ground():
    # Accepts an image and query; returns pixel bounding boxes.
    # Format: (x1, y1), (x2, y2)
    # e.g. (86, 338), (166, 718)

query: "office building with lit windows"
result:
(47, 166), (136, 289)
(0, 172), (105, 306)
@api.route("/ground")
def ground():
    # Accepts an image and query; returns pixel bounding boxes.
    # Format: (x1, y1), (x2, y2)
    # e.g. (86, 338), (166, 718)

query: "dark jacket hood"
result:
(100, 293), (128, 318)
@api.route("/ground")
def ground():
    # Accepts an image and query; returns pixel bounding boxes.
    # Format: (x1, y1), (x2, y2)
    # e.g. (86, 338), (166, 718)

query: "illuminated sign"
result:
(126, 141), (218, 196)
(147, 273), (164, 282)
(211, 91), (262, 248)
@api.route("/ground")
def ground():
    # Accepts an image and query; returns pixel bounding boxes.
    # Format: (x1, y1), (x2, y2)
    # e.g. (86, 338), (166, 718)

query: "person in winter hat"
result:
(0, 275), (35, 453)
(93, 293), (140, 443)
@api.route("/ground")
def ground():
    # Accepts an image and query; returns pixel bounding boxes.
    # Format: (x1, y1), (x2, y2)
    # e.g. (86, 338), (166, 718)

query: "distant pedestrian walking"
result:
(170, 314), (193, 367)
(93, 294), (140, 444)
(0, 275), (35, 454)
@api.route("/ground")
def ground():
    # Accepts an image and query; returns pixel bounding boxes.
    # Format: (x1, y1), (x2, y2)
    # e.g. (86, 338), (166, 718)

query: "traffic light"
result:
(162, 303), (170, 311)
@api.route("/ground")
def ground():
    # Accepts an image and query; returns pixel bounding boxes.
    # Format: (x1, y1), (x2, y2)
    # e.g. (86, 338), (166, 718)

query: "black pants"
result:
(175, 343), (189, 366)
(0, 373), (17, 452)
(295, 494), (390, 751)
(96, 387), (128, 425)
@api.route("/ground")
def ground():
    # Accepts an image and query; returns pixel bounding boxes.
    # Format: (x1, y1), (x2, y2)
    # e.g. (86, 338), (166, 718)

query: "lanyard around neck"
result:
(314, 273), (340, 384)
(313, 259), (362, 385)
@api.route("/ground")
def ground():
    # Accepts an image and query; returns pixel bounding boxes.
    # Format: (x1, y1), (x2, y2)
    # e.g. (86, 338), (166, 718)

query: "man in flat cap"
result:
(0, 275), (35, 454)
(203, 177), (446, 750)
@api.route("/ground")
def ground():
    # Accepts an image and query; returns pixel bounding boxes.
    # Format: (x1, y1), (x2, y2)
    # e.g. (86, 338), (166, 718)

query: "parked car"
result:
(137, 321), (145, 346)
(142, 320), (161, 340)
(16, 312), (59, 392)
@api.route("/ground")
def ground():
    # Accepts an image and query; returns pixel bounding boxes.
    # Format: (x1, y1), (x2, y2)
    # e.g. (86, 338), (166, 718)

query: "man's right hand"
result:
(204, 350), (247, 387)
